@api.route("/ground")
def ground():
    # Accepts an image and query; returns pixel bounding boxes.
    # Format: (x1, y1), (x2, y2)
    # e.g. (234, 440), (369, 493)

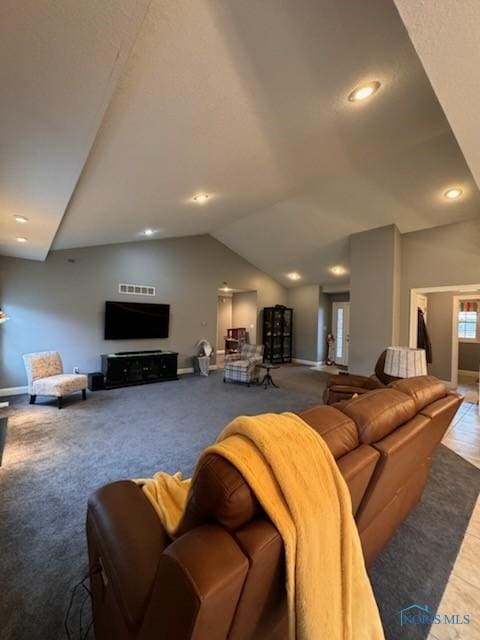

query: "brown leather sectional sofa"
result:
(86, 376), (462, 640)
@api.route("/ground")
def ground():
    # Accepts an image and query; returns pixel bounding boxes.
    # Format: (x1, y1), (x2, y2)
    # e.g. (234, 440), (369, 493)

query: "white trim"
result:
(451, 294), (480, 388)
(0, 385), (28, 397)
(178, 365), (218, 375)
(458, 369), (479, 378)
(293, 358), (324, 366)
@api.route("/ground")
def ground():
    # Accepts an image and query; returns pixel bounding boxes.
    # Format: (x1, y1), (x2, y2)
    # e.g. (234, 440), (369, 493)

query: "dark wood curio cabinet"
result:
(262, 306), (293, 363)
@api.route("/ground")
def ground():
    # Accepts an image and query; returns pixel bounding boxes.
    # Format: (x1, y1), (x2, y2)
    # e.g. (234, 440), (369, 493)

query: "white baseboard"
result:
(0, 385), (28, 397)
(458, 369), (479, 378)
(293, 358), (324, 367)
(178, 365), (218, 375)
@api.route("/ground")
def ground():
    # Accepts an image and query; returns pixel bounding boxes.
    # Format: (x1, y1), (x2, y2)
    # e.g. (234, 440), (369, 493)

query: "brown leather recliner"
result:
(323, 350), (400, 405)
(86, 376), (462, 640)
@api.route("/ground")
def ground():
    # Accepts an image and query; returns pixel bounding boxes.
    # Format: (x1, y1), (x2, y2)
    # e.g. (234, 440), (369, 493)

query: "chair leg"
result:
(29, 395), (36, 405)
(82, 389), (86, 401)
(58, 396), (63, 410)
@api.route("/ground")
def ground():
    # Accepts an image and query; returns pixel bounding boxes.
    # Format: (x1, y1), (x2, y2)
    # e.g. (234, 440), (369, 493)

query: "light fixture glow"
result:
(330, 265), (347, 276)
(286, 272), (301, 281)
(16, 236), (27, 243)
(14, 215), (29, 224)
(220, 281), (231, 292)
(444, 187), (463, 200)
(348, 81), (381, 102)
(143, 228), (155, 236)
(193, 193), (210, 203)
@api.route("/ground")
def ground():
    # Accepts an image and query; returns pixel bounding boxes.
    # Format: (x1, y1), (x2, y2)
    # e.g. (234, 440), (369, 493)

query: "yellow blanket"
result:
(138, 412), (384, 640)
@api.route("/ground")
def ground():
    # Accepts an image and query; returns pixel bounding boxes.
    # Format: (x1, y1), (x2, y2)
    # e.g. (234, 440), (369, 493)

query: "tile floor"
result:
(428, 385), (480, 640)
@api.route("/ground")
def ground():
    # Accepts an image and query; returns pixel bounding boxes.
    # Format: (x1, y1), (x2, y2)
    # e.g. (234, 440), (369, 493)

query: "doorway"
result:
(332, 302), (350, 366)
(216, 288), (258, 368)
(409, 285), (480, 393)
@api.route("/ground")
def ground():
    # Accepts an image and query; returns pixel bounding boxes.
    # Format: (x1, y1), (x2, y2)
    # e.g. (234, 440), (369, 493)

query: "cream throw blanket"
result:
(137, 412), (384, 640)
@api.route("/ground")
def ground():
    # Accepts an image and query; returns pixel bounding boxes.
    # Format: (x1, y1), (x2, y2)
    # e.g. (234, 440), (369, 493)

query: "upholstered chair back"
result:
(240, 343), (264, 360)
(23, 351), (64, 392)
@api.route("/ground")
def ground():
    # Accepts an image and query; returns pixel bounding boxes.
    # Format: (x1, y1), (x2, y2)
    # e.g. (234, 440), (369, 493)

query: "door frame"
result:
(332, 301), (350, 366)
(408, 284), (480, 387)
(451, 294), (480, 388)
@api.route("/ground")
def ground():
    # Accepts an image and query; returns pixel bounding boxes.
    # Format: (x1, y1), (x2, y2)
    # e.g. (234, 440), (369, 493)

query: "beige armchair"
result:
(23, 351), (88, 409)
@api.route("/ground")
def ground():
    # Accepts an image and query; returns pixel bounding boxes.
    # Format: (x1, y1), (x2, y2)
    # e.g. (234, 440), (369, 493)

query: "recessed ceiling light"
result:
(16, 236), (27, 243)
(193, 193), (209, 203)
(14, 215), (29, 223)
(330, 265), (347, 276)
(143, 228), (155, 236)
(444, 187), (463, 200)
(286, 272), (301, 281)
(348, 81), (381, 102)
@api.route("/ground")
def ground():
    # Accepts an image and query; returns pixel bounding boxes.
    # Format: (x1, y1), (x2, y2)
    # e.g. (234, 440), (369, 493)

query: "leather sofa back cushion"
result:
(177, 454), (260, 535)
(341, 389), (416, 444)
(389, 376), (446, 411)
(299, 405), (358, 459)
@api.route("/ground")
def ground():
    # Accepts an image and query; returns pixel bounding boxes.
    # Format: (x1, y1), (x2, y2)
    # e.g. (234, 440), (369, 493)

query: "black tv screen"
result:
(104, 301), (170, 340)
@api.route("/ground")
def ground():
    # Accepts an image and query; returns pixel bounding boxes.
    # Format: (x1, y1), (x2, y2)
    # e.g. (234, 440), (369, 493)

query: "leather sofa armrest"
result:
(327, 373), (371, 388)
(139, 525), (249, 640)
(87, 480), (170, 632)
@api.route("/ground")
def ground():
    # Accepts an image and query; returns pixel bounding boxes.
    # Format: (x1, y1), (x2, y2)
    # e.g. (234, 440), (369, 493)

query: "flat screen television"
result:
(104, 301), (170, 340)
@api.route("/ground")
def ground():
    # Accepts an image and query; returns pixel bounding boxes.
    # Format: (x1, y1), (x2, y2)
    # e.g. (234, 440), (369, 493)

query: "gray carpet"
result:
(0, 367), (478, 640)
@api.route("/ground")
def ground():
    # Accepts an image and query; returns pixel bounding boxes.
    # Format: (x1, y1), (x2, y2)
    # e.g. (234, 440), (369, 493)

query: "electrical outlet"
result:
(73, 366), (80, 374)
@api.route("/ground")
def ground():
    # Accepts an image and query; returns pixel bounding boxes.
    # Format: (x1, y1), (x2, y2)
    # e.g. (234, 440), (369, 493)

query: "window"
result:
(458, 301), (479, 340)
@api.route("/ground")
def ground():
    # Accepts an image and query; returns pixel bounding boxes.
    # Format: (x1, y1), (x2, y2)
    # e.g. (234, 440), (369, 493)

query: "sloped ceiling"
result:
(0, 0), (151, 260)
(393, 0), (480, 194)
(2, 0), (479, 284)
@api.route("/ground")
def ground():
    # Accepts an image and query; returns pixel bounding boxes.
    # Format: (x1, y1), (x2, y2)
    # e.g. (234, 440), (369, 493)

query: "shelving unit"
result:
(262, 306), (293, 363)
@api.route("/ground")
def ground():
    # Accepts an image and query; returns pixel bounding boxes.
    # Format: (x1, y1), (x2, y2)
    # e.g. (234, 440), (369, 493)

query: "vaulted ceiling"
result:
(1, 0), (479, 286)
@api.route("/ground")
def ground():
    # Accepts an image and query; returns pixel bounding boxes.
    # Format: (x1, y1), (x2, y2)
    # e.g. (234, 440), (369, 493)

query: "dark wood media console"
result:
(101, 350), (178, 389)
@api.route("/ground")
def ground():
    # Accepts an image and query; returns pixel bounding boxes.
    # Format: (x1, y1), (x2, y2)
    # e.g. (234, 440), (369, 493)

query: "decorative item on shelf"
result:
(383, 347), (427, 379)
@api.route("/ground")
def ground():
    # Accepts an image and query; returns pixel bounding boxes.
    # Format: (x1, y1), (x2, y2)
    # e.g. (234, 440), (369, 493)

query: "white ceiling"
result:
(1, 0), (479, 283)
(0, 0), (151, 260)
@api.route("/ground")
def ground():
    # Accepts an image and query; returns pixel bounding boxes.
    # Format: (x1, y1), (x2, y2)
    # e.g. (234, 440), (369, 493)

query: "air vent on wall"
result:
(118, 283), (156, 296)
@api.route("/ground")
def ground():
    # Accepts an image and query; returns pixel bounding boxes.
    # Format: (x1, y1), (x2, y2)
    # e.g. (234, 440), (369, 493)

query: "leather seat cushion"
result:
(299, 405), (359, 459)
(389, 376), (447, 411)
(340, 389), (416, 444)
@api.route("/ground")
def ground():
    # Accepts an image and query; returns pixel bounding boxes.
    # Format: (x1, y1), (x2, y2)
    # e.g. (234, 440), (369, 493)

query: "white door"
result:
(332, 302), (350, 366)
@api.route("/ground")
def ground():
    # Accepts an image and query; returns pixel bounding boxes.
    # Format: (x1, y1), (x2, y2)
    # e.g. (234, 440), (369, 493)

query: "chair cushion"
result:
(32, 373), (87, 397)
(225, 360), (250, 371)
(27, 351), (63, 381)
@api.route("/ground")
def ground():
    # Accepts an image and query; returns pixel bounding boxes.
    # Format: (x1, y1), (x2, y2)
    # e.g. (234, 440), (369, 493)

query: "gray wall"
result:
(232, 291), (257, 343)
(286, 284), (329, 363)
(425, 292), (454, 380)
(399, 218), (480, 345)
(349, 225), (401, 375)
(0, 235), (287, 388)
(426, 291), (480, 379)
(459, 342), (480, 372)
(216, 295), (232, 351)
